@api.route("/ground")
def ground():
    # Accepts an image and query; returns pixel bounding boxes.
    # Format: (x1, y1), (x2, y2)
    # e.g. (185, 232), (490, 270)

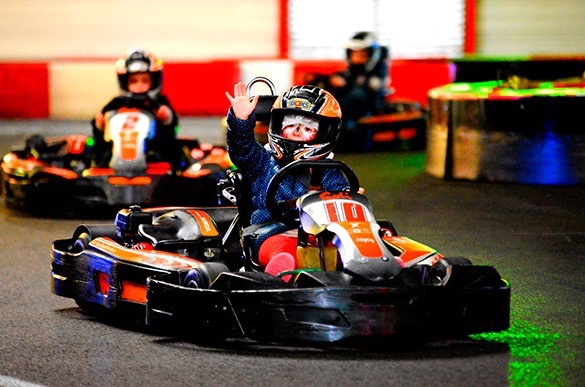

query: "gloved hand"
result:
(155, 105), (173, 125)
(94, 112), (105, 130)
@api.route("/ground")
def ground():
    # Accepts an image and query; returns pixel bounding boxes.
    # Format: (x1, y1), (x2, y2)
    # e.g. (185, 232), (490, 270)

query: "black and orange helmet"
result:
(115, 47), (163, 98)
(268, 85), (342, 165)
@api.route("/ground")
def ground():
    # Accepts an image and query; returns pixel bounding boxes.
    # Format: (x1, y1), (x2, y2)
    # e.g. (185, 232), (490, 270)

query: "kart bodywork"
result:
(301, 72), (428, 151)
(51, 159), (509, 344)
(2, 106), (232, 212)
(51, 206), (239, 316)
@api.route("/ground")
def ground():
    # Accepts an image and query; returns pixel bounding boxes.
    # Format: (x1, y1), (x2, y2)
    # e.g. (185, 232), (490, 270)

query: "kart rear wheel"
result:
(184, 262), (229, 289)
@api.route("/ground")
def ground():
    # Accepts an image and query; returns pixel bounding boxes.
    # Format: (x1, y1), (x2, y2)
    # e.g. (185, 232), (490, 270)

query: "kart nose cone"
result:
(344, 256), (402, 283)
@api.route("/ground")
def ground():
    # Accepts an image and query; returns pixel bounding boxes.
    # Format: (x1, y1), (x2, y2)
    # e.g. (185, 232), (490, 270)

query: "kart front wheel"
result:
(429, 257), (472, 285)
(184, 262), (229, 289)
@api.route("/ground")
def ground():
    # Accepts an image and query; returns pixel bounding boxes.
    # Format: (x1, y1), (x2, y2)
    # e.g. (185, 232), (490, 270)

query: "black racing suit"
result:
(90, 94), (181, 168)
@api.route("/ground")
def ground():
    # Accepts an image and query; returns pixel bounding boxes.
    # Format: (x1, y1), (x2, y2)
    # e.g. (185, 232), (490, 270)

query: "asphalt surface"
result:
(0, 119), (583, 386)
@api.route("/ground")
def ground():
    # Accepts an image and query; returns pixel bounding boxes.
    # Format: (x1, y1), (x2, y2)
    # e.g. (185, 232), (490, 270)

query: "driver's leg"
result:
(259, 231), (298, 278)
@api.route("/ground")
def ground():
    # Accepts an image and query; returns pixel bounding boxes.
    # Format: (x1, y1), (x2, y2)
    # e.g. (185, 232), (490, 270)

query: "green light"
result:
(86, 137), (95, 147)
(471, 322), (565, 386)
(433, 79), (585, 99)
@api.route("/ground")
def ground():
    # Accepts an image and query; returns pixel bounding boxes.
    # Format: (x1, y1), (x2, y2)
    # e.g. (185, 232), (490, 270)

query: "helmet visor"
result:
(270, 109), (339, 145)
(281, 114), (319, 142)
(127, 59), (150, 73)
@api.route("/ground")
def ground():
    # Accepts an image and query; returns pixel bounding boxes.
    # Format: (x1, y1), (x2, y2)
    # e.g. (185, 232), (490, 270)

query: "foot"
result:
(264, 252), (295, 281)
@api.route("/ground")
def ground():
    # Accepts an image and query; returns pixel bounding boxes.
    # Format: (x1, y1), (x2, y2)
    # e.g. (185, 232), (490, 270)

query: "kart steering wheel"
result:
(265, 159), (360, 221)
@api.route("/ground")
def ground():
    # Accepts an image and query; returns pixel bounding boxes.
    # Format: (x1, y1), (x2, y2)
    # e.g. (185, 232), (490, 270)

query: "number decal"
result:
(325, 202), (339, 222)
(122, 115), (140, 130)
(343, 202), (367, 221)
(324, 201), (367, 222)
(119, 114), (141, 160)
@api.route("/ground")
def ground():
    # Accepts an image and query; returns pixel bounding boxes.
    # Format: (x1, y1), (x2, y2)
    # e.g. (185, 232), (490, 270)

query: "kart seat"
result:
(138, 209), (224, 259)
(253, 94), (278, 123)
(222, 169), (298, 271)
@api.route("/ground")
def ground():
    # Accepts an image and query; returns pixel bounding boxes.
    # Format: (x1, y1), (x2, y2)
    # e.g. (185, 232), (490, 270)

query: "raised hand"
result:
(225, 81), (259, 120)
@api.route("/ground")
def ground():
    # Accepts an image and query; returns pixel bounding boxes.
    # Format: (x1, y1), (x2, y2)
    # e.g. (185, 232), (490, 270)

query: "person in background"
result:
(91, 47), (181, 168)
(303, 32), (390, 148)
(330, 32), (390, 124)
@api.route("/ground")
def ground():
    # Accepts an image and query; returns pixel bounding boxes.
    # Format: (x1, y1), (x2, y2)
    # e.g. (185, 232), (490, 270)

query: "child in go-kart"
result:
(306, 32), (390, 144)
(91, 47), (181, 168)
(225, 82), (351, 276)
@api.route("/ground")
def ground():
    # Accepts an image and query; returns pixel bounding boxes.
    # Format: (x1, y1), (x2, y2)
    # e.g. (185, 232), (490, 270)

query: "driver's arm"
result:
(226, 108), (271, 178)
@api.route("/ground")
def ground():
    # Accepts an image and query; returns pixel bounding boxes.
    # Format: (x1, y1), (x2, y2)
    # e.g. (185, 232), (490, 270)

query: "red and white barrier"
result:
(0, 59), (453, 119)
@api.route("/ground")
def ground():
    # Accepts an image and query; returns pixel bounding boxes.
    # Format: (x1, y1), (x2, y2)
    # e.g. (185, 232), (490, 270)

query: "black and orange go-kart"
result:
(301, 72), (428, 151)
(1, 99), (232, 213)
(51, 160), (509, 345)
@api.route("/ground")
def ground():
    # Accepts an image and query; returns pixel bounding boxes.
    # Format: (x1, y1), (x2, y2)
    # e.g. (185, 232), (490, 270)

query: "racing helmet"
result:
(268, 85), (342, 165)
(115, 47), (163, 98)
(345, 31), (383, 73)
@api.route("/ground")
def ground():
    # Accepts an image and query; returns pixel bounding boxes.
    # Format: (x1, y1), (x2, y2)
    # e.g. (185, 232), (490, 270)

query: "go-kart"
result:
(51, 159), (510, 344)
(51, 204), (239, 317)
(1, 98), (232, 213)
(302, 72), (428, 151)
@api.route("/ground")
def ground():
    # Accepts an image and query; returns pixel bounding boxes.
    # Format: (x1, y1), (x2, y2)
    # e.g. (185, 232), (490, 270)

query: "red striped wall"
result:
(163, 60), (240, 116)
(0, 59), (453, 119)
(0, 63), (49, 119)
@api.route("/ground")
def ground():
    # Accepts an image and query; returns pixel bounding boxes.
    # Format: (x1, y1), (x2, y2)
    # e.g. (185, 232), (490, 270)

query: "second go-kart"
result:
(51, 159), (510, 345)
(302, 72), (428, 151)
(1, 98), (232, 213)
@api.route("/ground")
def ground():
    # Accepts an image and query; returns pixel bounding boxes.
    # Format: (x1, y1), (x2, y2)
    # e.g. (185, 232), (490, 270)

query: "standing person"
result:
(91, 47), (181, 168)
(225, 82), (350, 277)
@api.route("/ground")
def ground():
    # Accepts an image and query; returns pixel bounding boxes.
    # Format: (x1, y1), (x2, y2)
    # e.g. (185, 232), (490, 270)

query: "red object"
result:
(0, 63), (49, 118)
(389, 59), (453, 107)
(278, 0), (289, 59)
(464, 0), (477, 54)
(264, 252), (295, 280)
(133, 242), (154, 250)
(163, 60), (240, 116)
(258, 233), (298, 267)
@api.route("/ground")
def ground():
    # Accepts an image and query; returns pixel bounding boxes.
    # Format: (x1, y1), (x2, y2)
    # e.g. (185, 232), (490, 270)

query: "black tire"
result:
(75, 299), (107, 317)
(184, 262), (229, 289)
(428, 257), (472, 286)
(71, 232), (92, 253)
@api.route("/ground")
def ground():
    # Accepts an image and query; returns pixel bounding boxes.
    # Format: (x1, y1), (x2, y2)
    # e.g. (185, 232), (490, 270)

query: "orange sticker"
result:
(187, 210), (219, 237)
